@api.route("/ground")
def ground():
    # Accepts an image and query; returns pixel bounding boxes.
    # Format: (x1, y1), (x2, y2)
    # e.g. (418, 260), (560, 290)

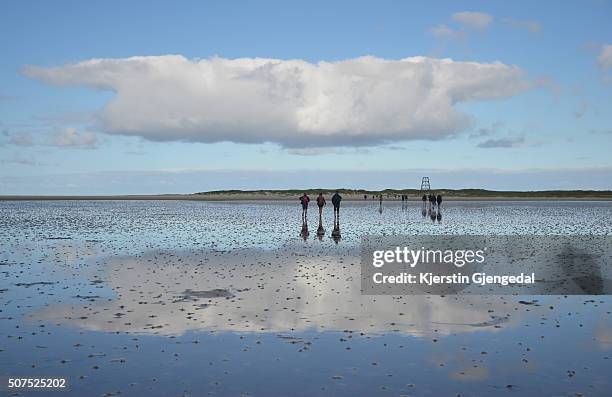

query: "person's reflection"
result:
(331, 217), (341, 244)
(300, 217), (309, 241)
(430, 208), (437, 222)
(436, 211), (442, 222)
(378, 201), (383, 214)
(316, 213), (325, 241)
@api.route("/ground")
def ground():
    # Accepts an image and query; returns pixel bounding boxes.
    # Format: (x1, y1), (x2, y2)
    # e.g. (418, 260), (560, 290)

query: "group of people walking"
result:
(300, 191), (342, 243)
(299, 191), (444, 241)
(300, 191), (342, 219)
(423, 193), (443, 208)
(299, 191), (444, 216)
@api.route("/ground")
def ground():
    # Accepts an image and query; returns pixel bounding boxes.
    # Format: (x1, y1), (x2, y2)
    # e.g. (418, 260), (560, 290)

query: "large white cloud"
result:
(23, 55), (529, 147)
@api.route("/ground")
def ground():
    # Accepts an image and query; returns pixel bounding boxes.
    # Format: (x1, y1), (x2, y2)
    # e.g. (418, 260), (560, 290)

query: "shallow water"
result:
(1, 200), (611, 396)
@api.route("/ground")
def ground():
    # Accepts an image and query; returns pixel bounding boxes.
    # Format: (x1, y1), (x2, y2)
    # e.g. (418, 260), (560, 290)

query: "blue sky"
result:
(1, 0), (611, 194)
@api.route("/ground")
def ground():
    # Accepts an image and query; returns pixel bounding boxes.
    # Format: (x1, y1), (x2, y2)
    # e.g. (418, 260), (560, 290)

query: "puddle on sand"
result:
(1, 201), (611, 396)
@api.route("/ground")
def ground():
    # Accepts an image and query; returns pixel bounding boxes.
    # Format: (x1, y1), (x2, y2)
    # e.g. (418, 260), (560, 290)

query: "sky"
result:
(1, 0), (611, 194)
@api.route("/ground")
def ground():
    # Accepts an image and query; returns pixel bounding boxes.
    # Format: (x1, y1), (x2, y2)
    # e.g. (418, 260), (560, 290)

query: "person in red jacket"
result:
(316, 193), (326, 216)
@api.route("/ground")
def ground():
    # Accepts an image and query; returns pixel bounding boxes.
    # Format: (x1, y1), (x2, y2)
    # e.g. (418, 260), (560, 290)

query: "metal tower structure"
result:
(420, 177), (431, 192)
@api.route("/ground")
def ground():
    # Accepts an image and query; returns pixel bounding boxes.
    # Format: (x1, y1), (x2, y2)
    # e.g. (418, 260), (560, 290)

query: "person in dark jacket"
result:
(299, 193), (310, 218)
(331, 191), (342, 218)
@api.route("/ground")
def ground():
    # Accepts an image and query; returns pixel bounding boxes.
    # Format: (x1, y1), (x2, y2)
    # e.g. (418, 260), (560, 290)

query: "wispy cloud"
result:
(477, 136), (525, 148)
(285, 147), (371, 156)
(451, 11), (494, 31)
(0, 94), (18, 101)
(533, 75), (562, 98)
(469, 122), (504, 139)
(598, 44), (612, 82)
(589, 128), (612, 135)
(7, 132), (35, 147)
(429, 24), (466, 40)
(429, 11), (493, 41)
(285, 148), (338, 156)
(48, 127), (98, 149)
(598, 44), (612, 70)
(574, 100), (593, 119)
(0, 155), (55, 167)
(3, 127), (99, 149)
(502, 17), (542, 33)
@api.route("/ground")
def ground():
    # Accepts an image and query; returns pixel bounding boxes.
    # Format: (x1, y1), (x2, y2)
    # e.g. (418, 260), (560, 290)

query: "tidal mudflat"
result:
(1, 200), (611, 396)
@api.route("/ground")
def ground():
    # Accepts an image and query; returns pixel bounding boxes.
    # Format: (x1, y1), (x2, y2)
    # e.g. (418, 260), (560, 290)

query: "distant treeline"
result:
(194, 189), (612, 198)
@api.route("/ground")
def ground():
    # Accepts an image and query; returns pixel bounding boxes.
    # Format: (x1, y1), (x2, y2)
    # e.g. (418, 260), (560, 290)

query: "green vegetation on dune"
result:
(194, 189), (612, 198)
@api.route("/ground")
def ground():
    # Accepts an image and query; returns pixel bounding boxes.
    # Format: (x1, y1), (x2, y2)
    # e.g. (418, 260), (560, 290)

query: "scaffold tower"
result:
(420, 177), (431, 193)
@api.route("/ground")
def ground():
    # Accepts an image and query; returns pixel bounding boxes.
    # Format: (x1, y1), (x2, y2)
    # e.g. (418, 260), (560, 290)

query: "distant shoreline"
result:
(1, 190), (612, 202)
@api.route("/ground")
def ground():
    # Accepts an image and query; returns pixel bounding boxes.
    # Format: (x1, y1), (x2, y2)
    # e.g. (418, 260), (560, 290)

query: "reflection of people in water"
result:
(300, 217), (309, 241)
(429, 193), (436, 210)
(421, 194), (427, 217)
(378, 201), (383, 214)
(436, 195), (443, 223)
(430, 208), (437, 222)
(316, 214), (325, 241)
(331, 217), (341, 244)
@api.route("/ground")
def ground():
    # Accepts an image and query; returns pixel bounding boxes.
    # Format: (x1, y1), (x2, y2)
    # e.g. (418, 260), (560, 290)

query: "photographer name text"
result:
(372, 272), (536, 286)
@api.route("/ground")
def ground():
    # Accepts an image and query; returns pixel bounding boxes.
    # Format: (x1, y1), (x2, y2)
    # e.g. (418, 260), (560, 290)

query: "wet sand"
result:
(1, 200), (611, 396)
